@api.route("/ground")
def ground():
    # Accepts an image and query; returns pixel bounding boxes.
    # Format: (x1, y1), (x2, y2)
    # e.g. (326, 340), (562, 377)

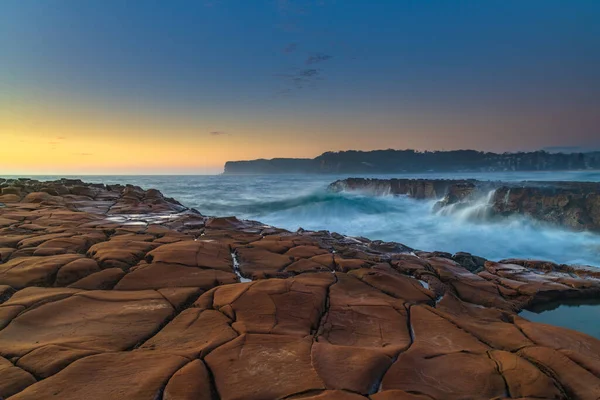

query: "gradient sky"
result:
(2, 0), (600, 174)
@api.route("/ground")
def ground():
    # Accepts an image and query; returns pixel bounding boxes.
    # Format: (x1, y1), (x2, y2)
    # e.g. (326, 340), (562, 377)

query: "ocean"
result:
(14, 170), (600, 267)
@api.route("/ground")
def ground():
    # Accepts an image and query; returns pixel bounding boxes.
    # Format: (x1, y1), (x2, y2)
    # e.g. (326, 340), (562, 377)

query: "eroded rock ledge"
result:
(329, 178), (600, 231)
(0, 178), (599, 399)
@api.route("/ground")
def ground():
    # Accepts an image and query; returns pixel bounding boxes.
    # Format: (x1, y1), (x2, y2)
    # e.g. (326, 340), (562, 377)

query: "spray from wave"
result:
(435, 189), (497, 222)
(61, 173), (598, 267)
(245, 189), (600, 267)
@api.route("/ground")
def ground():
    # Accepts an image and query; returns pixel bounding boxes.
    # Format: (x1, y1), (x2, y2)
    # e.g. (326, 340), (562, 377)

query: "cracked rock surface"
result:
(0, 178), (599, 399)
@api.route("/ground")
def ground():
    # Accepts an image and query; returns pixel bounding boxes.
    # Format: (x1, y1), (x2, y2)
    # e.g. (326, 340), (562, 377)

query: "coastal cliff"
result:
(330, 178), (600, 232)
(0, 178), (600, 399)
(224, 149), (600, 174)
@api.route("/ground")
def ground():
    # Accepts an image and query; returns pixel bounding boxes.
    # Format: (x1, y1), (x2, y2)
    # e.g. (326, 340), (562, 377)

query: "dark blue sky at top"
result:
(2, 0), (600, 152)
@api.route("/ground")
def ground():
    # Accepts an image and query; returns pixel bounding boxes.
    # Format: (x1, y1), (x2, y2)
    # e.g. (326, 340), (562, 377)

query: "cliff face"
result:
(329, 178), (477, 198)
(224, 158), (316, 174)
(330, 178), (600, 231)
(490, 186), (600, 231)
(224, 149), (600, 174)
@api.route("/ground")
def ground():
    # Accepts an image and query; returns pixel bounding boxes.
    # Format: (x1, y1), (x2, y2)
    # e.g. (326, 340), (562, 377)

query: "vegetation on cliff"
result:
(224, 149), (600, 174)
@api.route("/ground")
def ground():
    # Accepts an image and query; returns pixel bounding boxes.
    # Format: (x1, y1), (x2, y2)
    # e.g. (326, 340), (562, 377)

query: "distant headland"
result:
(223, 149), (600, 174)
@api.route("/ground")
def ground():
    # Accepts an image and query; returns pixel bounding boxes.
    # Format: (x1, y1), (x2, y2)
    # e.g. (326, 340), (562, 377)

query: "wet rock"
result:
(348, 264), (434, 304)
(0, 178), (599, 399)
(54, 257), (101, 286)
(146, 240), (233, 272)
(488, 350), (563, 399)
(209, 275), (332, 336)
(163, 359), (213, 400)
(1, 286), (81, 309)
(0, 285), (15, 303)
(285, 244), (329, 258)
(408, 305), (489, 357)
(157, 287), (204, 310)
(68, 267), (126, 290)
(436, 294), (533, 351)
(0, 290), (174, 357)
(0, 254), (86, 288)
(140, 308), (236, 357)
(427, 256), (515, 311)
(518, 346), (600, 399)
(371, 391), (431, 400)
(236, 247), (293, 278)
(16, 345), (98, 379)
(285, 258), (333, 273)
(114, 262), (238, 290)
(0, 194), (21, 203)
(318, 274), (411, 356)
(292, 392), (367, 400)
(205, 334), (325, 400)
(0, 357), (36, 398)
(88, 239), (157, 270)
(9, 352), (188, 400)
(513, 315), (600, 376)
(452, 251), (487, 272)
(1, 186), (22, 196)
(0, 217), (16, 228)
(312, 342), (392, 394)
(381, 351), (507, 399)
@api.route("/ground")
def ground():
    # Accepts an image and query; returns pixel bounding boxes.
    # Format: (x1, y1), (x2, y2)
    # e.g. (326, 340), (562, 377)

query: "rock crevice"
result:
(0, 178), (599, 399)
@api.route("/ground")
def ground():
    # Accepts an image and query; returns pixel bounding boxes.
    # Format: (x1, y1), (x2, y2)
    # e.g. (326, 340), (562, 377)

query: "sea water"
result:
(520, 299), (600, 339)
(8, 171), (600, 337)
(13, 170), (600, 267)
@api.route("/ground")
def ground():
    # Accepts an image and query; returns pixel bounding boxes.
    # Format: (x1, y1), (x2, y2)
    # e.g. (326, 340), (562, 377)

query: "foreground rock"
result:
(330, 178), (600, 231)
(0, 178), (599, 399)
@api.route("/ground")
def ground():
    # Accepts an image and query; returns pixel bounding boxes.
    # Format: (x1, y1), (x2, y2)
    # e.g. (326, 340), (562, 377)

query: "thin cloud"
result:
(74, 153), (93, 156)
(277, 0), (308, 15)
(276, 0), (330, 16)
(306, 53), (332, 65)
(209, 131), (230, 136)
(299, 68), (319, 77)
(283, 43), (298, 53)
(275, 88), (293, 97)
(276, 68), (323, 90)
(56, 136), (66, 140)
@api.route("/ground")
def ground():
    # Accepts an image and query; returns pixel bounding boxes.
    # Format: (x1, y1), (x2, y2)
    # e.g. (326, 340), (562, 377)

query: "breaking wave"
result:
(206, 191), (401, 217)
(435, 189), (497, 222)
(18, 173), (600, 267)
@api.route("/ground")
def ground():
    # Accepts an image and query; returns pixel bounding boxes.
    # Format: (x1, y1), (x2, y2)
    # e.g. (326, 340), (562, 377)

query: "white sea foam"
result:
(18, 171), (600, 267)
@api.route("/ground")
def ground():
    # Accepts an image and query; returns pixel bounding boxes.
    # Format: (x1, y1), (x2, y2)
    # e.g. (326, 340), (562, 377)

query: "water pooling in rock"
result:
(520, 299), (600, 340)
(1, 177), (600, 399)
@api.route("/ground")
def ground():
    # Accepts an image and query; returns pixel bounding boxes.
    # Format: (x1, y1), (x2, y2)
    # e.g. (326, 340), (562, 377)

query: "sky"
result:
(1, 0), (599, 174)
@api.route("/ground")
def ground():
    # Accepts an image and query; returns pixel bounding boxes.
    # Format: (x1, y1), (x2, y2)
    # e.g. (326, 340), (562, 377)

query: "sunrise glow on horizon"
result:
(2, 0), (599, 175)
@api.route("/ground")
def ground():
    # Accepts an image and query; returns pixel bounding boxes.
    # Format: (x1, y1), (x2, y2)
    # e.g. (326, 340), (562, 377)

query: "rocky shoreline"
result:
(329, 178), (600, 232)
(0, 178), (599, 399)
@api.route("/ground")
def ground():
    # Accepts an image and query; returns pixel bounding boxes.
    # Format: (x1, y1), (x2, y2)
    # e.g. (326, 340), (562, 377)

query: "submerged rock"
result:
(0, 178), (599, 399)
